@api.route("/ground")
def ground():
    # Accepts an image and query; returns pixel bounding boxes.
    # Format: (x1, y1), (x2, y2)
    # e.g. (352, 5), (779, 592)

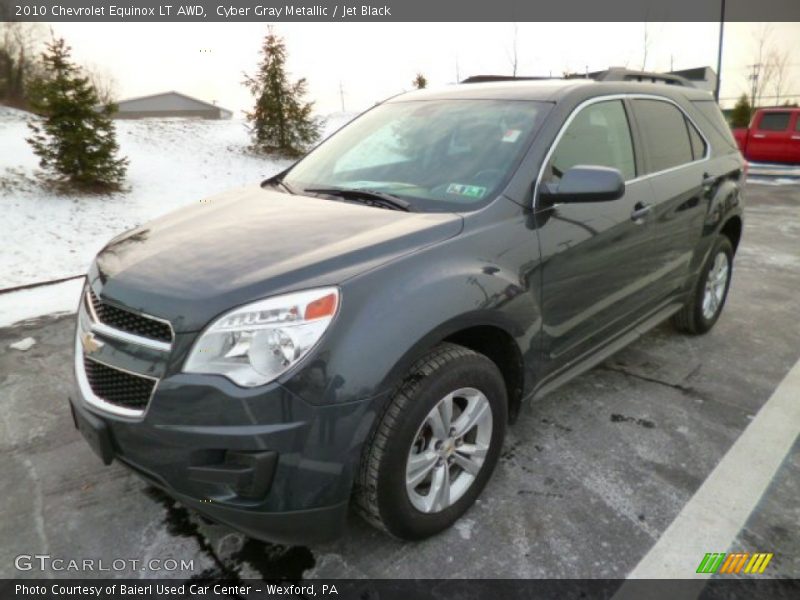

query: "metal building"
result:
(112, 91), (233, 119)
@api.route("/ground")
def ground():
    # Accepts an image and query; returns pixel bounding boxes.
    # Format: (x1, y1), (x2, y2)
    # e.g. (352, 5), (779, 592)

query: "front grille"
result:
(88, 289), (172, 343)
(83, 356), (156, 410)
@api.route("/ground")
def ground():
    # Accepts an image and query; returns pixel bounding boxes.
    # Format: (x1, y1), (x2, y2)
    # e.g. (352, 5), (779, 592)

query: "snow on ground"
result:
(747, 161), (800, 185)
(0, 279), (84, 328)
(0, 106), (356, 290)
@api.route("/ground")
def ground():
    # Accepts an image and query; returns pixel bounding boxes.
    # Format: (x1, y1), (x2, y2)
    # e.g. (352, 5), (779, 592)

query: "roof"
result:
(116, 91), (231, 114)
(389, 79), (713, 104)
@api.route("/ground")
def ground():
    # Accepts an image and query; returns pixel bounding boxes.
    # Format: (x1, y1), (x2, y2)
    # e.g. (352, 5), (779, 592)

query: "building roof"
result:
(116, 91), (232, 115)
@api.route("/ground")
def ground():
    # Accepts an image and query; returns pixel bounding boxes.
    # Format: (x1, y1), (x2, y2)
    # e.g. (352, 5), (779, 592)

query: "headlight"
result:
(184, 287), (339, 387)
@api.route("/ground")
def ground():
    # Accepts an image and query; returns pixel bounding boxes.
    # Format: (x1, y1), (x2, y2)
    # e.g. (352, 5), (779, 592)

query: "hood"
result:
(91, 186), (462, 332)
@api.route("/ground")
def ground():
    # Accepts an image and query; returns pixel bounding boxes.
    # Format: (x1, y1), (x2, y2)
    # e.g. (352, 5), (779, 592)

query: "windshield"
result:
(283, 99), (551, 212)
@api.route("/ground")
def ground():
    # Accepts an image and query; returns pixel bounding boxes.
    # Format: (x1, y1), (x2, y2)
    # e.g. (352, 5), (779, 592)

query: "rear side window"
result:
(686, 119), (708, 160)
(545, 100), (636, 182)
(633, 99), (694, 173)
(691, 100), (738, 155)
(796, 116), (800, 132)
(758, 112), (791, 131)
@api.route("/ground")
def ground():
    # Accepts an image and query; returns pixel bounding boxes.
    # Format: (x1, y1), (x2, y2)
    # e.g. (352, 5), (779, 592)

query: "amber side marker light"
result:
(305, 292), (338, 320)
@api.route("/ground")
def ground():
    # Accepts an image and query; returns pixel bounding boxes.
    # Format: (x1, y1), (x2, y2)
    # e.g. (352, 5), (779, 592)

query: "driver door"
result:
(536, 99), (657, 373)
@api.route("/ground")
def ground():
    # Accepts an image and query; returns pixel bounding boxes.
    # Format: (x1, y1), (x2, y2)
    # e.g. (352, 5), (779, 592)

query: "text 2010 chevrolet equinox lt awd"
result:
(70, 79), (744, 543)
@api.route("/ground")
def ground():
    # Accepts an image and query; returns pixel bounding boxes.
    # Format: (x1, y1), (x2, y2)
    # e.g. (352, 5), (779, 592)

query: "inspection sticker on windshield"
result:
(446, 184), (487, 199)
(502, 129), (522, 143)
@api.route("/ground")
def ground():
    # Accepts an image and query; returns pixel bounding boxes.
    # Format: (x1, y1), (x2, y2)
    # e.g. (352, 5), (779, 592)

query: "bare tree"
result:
(0, 22), (46, 108)
(749, 24), (777, 107)
(84, 63), (119, 106)
(767, 48), (792, 105)
(507, 23), (518, 77)
(641, 23), (651, 71)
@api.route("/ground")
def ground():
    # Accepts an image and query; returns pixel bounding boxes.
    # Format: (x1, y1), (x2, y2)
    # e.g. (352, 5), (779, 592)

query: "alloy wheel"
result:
(702, 251), (730, 321)
(405, 387), (493, 513)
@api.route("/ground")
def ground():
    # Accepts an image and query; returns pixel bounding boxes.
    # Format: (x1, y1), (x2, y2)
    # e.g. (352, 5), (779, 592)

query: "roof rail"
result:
(460, 75), (555, 84)
(461, 68), (695, 88)
(570, 68), (695, 87)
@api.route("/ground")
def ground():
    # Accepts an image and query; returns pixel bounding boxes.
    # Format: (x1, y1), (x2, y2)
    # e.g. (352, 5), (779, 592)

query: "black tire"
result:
(355, 342), (507, 540)
(672, 235), (734, 335)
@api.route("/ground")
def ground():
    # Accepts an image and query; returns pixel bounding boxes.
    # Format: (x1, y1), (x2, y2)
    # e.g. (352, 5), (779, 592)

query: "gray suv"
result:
(70, 79), (744, 543)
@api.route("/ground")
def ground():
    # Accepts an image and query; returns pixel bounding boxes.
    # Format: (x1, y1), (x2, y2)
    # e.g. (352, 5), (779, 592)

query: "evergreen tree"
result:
(730, 93), (752, 128)
(413, 73), (427, 89)
(26, 35), (127, 191)
(243, 27), (320, 157)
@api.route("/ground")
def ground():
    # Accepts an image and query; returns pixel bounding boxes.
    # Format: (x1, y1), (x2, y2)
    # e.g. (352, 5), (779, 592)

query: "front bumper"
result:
(69, 379), (374, 544)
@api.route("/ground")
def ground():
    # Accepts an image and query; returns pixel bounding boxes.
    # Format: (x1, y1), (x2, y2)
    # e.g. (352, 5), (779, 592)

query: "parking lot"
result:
(0, 183), (798, 581)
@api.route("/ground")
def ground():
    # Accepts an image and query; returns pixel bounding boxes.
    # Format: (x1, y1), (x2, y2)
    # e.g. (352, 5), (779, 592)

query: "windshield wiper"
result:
(262, 176), (298, 195)
(303, 187), (411, 212)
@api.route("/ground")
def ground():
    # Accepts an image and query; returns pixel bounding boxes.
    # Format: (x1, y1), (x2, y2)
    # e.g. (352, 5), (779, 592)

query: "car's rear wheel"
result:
(672, 235), (733, 334)
(355, 343), (507, 540)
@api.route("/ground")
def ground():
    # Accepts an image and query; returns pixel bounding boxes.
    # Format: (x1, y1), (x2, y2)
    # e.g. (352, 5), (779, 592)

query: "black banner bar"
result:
(3, 579), (800, 600)
(2, 0), (800, 22)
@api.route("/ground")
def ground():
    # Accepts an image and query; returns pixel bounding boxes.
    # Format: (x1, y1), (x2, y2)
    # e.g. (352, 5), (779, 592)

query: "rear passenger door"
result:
(748, 111), (792, 163)
(630, 98), (710, 305)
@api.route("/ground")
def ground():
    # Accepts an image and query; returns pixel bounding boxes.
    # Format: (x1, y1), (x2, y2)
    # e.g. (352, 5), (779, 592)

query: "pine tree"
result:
(243, 27), (320, 158)
(729, 93), (752, 128)
(413, 73), (427, 89)
(26, 35), (127, 191)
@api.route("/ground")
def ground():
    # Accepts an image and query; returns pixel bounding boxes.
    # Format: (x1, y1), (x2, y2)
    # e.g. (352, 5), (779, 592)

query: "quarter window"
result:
(686, 119), (708, 161)
(633, 99), (694, 173)
(545, 100), (636, 182)
(758, 112), (791, 131)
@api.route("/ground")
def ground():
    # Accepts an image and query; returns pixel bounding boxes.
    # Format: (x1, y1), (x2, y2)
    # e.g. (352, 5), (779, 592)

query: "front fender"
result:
(281, 210), (542, 409)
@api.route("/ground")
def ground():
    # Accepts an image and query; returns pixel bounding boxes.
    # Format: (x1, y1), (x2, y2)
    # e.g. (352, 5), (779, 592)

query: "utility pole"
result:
(714, 0), (726, 102)
(748, 63), (760, 110)
(339, 81), (345, 112)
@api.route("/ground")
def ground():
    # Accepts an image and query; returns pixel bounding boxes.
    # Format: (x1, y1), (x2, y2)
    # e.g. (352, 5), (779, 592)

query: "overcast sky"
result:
(49, 21), (800, 115)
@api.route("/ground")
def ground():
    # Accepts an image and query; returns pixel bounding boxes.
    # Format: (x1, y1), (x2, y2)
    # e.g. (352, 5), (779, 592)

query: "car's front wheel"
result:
(355, 343), (507, 540)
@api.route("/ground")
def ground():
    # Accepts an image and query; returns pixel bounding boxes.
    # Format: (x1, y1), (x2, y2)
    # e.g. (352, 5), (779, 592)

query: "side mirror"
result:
(540, 165), (625, 204)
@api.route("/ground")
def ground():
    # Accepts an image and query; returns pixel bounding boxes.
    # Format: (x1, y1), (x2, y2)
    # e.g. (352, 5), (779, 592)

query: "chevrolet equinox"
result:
(70, 79), (744, 543)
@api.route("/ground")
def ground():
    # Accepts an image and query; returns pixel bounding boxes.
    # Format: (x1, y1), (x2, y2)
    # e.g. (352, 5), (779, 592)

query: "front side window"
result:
(544, 99), (636, 183)
(284, 99), (550, 212)
(758, 112), (791, 131)
(633, 99), (694, 173)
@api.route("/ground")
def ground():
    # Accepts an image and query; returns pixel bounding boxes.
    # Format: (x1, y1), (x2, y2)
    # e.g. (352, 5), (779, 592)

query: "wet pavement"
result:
(1, 183), (798, 580)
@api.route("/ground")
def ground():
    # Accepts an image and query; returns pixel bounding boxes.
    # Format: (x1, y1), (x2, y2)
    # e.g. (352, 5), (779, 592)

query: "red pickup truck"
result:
(733, 107), (800, 164)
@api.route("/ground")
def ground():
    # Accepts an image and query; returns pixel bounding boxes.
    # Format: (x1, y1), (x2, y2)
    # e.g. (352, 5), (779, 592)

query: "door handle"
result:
(792, 135), (800, 140)
(753, 134), (767, 139)
(631, 202), (651, 221)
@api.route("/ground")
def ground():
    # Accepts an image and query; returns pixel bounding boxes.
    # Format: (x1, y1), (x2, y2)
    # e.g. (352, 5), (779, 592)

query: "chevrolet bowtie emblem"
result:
(82, 331), (104, 354)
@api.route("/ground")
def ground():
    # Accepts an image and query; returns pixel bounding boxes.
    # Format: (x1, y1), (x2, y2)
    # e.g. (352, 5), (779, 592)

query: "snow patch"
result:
(0, 278), (84, 328)
(454, 517), (475, 540)
(9, 337), (36, 351)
